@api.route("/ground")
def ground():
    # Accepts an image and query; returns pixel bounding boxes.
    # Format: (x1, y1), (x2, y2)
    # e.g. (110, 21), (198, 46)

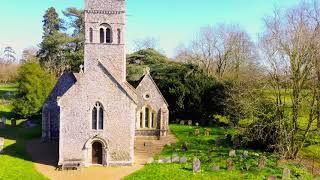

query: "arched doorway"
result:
(92, 141), (103, 164)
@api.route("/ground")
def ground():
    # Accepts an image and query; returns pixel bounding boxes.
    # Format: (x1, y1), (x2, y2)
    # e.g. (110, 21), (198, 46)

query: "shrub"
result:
(12, 60), (56, 117)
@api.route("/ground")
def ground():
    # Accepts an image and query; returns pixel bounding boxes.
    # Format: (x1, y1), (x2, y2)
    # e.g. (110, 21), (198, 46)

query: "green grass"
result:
(125, 125), (313, 180)
(0, 83), (46, 180)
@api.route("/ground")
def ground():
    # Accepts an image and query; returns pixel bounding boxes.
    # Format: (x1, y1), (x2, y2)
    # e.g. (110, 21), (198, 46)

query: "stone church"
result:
(42, 0), (169, 167)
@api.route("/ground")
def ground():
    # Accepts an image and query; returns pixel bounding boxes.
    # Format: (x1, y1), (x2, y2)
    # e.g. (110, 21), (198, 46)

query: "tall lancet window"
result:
(117, 29), (121, 44)
(92, 102), (104, 130)
(89, 28), (93, 43)
(106, 28), (111, 43)
(100, 28), (105, 43)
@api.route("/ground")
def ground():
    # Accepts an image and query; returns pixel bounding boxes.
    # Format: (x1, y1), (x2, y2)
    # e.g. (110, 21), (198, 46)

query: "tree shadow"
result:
(0, 121), (59, 168)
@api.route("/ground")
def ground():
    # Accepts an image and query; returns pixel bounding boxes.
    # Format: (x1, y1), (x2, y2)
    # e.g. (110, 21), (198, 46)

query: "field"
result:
(0, 84), (46, 180)
(125, 125), (313, 180)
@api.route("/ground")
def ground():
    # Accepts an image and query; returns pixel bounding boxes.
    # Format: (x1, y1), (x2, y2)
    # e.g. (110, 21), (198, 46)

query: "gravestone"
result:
(227, 159), (234, 170)
(211, 165), (220, 171)
(180, 120), (185, 125)
(163, 157), (172, 163)
(0, 137), (4, 153)
(204, 128), (210, 136)
(156, 159), (164, 163)
(188, 120), (192, 126)
(11, 119), (16, 127)
(2, 116), (7, 126)
(179, 156), (187, 163)
(171, 154), (180, 163)
(215, 138), (221, 147)
(192, 158), (201, 173)
(182, 142), (188, 152)
(282, 168), (291, 179)
(194, 129), (200, 136)
(242, 150), (249, 158)
(267, 176), (276, 180)
(147, 157), (154, 164)
(229, 149), (236, 157)
(258, 158), (266, 169)
(195, 123), (199, 127)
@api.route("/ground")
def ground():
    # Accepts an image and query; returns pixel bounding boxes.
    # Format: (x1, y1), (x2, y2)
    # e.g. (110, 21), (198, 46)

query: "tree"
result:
(1, 46), (16, 64)
(42, 7), (63, 36)
(12, 60), (56, 117)
(133, 37), (160, 52)
(259, 0), (320, 158)
(21, 47), (38, 63)
(176, 24), (257, 79)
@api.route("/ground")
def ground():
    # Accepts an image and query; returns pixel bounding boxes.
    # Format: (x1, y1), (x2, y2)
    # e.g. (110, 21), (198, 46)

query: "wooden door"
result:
(92, 142), (103, 164)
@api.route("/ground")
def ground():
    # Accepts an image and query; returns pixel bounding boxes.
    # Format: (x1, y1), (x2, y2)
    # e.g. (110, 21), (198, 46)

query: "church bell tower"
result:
(84, 0), (126, 81)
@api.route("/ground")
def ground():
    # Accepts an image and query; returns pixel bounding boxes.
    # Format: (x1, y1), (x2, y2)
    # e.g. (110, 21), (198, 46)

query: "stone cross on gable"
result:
(80, 64), (84, 74)
(144, 67), (150, 75)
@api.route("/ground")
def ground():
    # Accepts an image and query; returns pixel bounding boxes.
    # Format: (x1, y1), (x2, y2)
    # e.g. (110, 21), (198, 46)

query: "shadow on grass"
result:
(0, 120), (58, 168)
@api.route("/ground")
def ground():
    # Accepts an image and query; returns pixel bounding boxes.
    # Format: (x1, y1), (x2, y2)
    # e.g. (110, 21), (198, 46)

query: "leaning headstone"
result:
(194, 129), (200, 136)
(11, 119), (16, 127)
(211, 165), (220, 171)
(258, 158), (266, 169)
(0, 137), (4, 153)
(227, 159), (234, 170)
(182, 142), (188, 152)
(204, 128), (210, 136)
(229, 149), (236, 157)
(179, 156), (187, 163)
(180, 120), (185, 125)
(192, 158), (201, 173)
(171, 154), (180, 163)
(188, 120), (192, 126)
(147, 157), (154, 164)
(282, 168), (291, 179)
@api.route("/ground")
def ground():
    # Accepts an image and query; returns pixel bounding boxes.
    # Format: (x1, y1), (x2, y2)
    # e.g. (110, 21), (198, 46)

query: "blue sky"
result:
(0, 0), (301, 58)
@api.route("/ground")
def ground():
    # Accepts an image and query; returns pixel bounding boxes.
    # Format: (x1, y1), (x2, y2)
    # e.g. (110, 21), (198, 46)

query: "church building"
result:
(42, 0), (169, 167)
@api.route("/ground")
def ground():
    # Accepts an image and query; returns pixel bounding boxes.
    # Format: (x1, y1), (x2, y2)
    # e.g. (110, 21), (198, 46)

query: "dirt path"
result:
(27, 133), (177, 180)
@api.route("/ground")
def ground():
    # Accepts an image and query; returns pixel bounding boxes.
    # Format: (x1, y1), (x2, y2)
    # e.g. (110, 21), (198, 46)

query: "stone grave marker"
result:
(188, 120), (192, 126)
(267, 176), (276, 180)
(192, 158), (201, 173)
(163, 157), (172, 163)
(194, 129), (200, 136)
(215, 138), (221, 147)
(243, 150), (249, 158)
(204, 128), (210, 136)
(258, 158), (266, 169)
(282, 168), (291, 179)
(147, 157), (154, 164)
(211, 165), (220, 171)
(182, 142), (188, 152)
(179, 156), (187, 163)
(227, 159), (234, 170)
(180, 120), (185, 125)
(0, 137), (4, 153)
(11, 119), (16, 127)
(2, 116), (7, 126)
(229, 149), (236, 157)
(195, 123), (199, 127)
(171, 154), (180, 163)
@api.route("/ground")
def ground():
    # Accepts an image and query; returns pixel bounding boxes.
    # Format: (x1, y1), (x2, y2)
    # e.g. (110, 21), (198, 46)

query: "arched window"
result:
(92, 107), (97, 129)
(140, 111), (143, 128)
(145, 107), (149, 128)
(100, 28), (105, 43)
(117, 29), (121, 44)
(92, 102), (104, 130)
(89, 28), (93, 43)
(106, 28), (111, 43)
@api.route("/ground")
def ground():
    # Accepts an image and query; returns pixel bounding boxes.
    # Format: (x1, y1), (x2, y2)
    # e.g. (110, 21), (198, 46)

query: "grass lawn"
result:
(125, 125), (313, 180)
(0, 84), (47, 180)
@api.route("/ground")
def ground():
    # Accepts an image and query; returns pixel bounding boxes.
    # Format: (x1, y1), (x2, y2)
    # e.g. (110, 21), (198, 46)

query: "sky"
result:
(0, 0), (302, 59)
